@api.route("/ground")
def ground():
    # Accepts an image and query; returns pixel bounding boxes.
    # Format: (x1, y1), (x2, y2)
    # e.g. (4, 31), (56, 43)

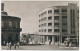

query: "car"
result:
(64, 38), (78, 47)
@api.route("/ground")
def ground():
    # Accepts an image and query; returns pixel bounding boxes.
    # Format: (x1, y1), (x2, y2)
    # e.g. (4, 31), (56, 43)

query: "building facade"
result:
(1, 3), (22, 45)
(20, 33), (39, 44)
(38, 3), (79, 44)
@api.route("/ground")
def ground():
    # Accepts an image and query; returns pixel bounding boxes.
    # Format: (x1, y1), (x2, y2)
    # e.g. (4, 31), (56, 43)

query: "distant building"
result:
(20, 33), (39, 44)
(38, 3), (79, 44)
(1, 3), (22, 45)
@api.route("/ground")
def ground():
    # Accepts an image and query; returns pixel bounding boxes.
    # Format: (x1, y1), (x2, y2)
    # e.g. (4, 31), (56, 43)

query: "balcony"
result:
(2, 27), (22, 32)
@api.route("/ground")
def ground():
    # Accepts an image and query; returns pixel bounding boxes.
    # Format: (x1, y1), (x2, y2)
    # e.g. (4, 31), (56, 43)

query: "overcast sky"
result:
(2, 1), (79, 34)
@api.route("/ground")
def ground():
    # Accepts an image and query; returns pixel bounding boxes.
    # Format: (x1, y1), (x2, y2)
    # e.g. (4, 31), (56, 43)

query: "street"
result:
(2, 44), (79, 50)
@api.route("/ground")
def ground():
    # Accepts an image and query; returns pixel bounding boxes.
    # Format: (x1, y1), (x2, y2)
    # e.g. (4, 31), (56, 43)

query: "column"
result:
(52, 36), (54, 45)
(45, 36), (48, 44)
(47, 36), (48, 42)
(60, 36), (62, 43)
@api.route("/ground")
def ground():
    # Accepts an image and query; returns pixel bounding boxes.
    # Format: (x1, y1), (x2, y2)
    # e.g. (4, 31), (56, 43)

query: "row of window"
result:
(54, 9), (67, 12)
(39, 17), (47, 22)
(39, 23), (67, 27)
(39, 16), (67, 22)
(39, 23), (52, 27)
(39, 29), (67, 32)
(39, 9), (67, 17)
(39, 23), (47, 27)
(1, 21), (18, 28)
(39, 16), (52, 22)
(39, 11), (47, 17)
(39, 29), (52, 32)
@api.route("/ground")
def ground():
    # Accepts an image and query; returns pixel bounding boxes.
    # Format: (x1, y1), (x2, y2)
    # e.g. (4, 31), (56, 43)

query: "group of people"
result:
(6, 42), (20, 50)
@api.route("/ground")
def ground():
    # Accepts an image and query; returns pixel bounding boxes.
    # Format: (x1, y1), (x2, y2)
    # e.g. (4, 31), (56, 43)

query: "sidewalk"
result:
(1, 44), (79, 50)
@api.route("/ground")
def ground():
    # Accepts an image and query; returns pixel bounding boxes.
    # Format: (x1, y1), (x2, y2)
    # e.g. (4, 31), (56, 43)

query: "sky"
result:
(2, 1), (79, 34)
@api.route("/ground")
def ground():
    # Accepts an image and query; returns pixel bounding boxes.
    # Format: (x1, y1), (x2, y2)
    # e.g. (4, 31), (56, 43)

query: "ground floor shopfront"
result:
(38, 35), (78, 44)
(20, 34), (78, 45)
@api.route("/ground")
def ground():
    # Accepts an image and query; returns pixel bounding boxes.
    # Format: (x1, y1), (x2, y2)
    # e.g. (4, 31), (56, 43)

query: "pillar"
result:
(47, 36), (48, 42)
(52, 36), (54, 45)
(60, 36), (62, 43)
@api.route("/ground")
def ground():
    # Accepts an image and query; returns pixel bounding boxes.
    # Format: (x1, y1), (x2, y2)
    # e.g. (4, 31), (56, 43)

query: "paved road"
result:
(2, 44), (79, 50)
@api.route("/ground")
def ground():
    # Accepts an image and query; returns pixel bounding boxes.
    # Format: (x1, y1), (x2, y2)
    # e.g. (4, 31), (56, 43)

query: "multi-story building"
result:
(38, 3), (79, 44)
(1, 3), (22, 45)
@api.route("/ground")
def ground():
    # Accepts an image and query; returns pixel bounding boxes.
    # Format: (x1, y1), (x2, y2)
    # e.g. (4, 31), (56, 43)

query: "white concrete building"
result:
(38, 3), (79, 44)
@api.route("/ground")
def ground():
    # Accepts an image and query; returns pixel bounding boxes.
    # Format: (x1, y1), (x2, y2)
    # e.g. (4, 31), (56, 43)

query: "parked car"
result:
(71, 39), (77, 47)
(64, 38), (78, 47)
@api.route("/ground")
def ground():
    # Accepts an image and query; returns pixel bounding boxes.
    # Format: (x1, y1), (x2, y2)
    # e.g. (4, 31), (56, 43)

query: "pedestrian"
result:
(6, 42), (9, 50)
(9, 42), (12, 50)
(17, 42), (20, 48)
(49, 40), (51, 45)
(14, 43), (16, 49)
(69, 42), (72, 47)
(3, 41), (5, 45)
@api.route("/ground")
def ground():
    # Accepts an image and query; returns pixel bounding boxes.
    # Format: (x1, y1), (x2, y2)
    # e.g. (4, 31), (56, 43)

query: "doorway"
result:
(8, 34), (13, 43)
(48, 36), (52, 41)
(62, 36), (67, 43)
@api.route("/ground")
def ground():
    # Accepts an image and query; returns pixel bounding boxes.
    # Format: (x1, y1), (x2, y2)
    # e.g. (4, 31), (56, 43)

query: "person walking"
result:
(17, 42), (20, 48)
(3, 41), (5, 45)
(69, 42), (72, 47)
(6, 42), (9, 50)
(49, 40), (51, 45)
(14, 43), (16, 49)
(9, 42), (12, 50)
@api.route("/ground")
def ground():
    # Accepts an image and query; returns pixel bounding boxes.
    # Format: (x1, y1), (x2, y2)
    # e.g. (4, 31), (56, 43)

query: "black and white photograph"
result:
(1, 1), (79, 50)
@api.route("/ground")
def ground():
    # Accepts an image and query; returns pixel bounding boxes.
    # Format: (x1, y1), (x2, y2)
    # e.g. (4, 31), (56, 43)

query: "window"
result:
(42, 29), (43, 32)
(62, 9), (67, 12)
(39, 20), (40, 22)
(44, 23), (46, 26)
(41, 24), (43, 27)
(39, 30), (41, 32)
(48, 23), (52, 26)
(62, 16), (67, 22)
(9, 21), (12, 27)
(62, 23), (67, 25)
(62, 16), (67, 18)
(48, 10), (52, 14)
(39, 15), (40, 17)
(71, 30), (75, 34)
(54, 23), (59, 27)
(54, 16), (59, 20)
(62, 29), (67, 32)
(54, 29), (59, 32)
(44, 17), (47, 21)
(15, 22), (18, 28)
(54, 23), (59, 25)
(54, 9), (59, 12)
(39, 25), (40, 27)
(78, 10), (79, 13)
(44, 11), (47, 15)
(44, 29), (46, 32)
(48, 16), (52, 20)
(48, 29), (52, 32)
(1, 21), (4, 27)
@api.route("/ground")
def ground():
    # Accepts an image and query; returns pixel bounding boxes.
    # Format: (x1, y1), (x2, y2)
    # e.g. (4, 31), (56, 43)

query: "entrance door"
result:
(48, 36), (52, 41)
(8, 34), (13, 43)
(62, 36), (67, 43)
